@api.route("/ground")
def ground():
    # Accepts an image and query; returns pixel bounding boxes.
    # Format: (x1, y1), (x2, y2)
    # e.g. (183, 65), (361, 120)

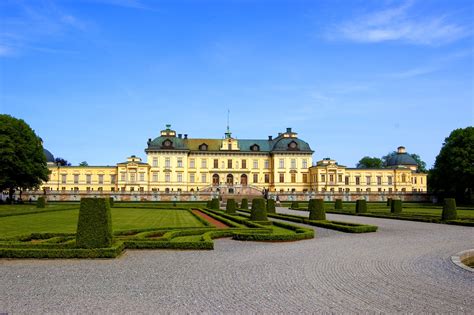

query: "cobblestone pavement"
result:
(1, 207), (473, 314)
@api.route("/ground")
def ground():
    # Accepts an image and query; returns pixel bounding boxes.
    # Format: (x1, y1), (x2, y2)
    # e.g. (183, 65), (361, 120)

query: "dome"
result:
(385, 147), (417, 167)
(43, 148), (55, 163)
(271, 138), (312, 152)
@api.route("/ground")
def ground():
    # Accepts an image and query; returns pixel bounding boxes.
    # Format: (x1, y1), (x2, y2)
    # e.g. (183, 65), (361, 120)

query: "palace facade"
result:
(40, 125), (427, 196)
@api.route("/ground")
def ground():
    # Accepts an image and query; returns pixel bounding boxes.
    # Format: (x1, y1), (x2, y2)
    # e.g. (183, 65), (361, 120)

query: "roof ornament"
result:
(225, 109), (232, 139)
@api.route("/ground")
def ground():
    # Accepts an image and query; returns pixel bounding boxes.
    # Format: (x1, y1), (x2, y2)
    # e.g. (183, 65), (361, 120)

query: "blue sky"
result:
(1, 0), (473, 168)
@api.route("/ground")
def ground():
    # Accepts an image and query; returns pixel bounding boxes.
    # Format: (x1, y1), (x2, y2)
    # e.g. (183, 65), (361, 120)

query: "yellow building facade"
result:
(40, 126), (427, 198)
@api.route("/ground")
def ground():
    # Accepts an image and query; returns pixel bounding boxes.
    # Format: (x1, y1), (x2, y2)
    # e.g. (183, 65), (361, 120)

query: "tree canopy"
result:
(429, 127), (473, 202)
(79, 161), (89, 166)
(381, 151), (427, 172)
(0, 115), (49, 200)
(356, 156), (383, 168)
(54, 157), (71, 166)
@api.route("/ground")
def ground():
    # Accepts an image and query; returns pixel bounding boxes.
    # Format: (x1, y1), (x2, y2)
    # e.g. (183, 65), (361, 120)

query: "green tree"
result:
(0, 115), (49, 202)
(429, 127), (473, 202)
(79, 161), (89, 166)
(382, 151), (427, 172)
(356, 156), (383, 168)
(54, 157), (71, 166)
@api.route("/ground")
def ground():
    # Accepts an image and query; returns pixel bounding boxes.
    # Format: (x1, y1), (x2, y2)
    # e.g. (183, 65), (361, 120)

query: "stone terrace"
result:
(0, 208), (472, 313)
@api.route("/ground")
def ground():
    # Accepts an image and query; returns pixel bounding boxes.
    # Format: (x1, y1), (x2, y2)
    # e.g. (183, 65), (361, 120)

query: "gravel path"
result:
(1, 207), (473, 314)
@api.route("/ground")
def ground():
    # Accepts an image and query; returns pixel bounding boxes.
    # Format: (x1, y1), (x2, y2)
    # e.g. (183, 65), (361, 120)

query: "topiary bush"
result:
(109, 197), (114, 207)
(76, 198), (113, 249)
(226, 199), (236, 214)
(206, 200), (211, 208)
(250, 198), (267, 221)
(36, 197), (46, 208)
(441, 198), (457, 221)
(308, 199), (325, 220)
(386, 198), (392, 207)
(356, 199), (367, 214)
(334, 199), (343, 210)
(290, 201), (299, 209)
(266, 199), (276, 214)
(391, 199), (402, 214)
(210, 198), (220, 210)
(241, 198), (248, 209)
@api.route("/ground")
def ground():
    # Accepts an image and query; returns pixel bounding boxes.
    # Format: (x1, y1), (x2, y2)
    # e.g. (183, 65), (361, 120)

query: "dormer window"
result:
(288, 141), (298, 150)
(199, 143), (208, 151)
(251, 144), (260, 151)
(162, 140), (172, 148)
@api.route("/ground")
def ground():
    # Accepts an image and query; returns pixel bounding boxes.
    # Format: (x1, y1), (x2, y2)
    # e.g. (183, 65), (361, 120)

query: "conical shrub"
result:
(386, 198), (392, 207)
(250, 198), (267, 221)
(356, 199), (367, 213)
(76, 198), (112, 249)
(226, 199), (236, 214)
(241, 198), (248, 209)
(290, 201), (299, 209)
(266, 199), (276, 214)
(36, 197), (46, 208)
(309, 199), (325, 220)
(391, 199), (402, 214)
(441, 198), (457, 221)
(210, 198), (220, 210)
(334, 199), (343, 210)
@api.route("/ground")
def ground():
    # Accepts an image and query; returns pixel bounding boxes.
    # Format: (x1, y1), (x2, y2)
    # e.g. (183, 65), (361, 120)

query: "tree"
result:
(356, 156), (383, 168)
(382, 151), (427, 172)
(54, 157), (71, 166)
(0, 115), (49, 202)
(429, 127), (474, 202)
(79, 161), (89, 166)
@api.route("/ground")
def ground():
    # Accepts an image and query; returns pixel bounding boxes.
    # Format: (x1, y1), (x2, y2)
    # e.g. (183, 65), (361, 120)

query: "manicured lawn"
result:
(0, 206), (205, 238)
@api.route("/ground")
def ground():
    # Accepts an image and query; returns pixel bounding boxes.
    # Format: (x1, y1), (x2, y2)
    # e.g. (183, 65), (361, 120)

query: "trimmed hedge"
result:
(386, 198), (392, 207)
(109, 197), (114, 207)
(290, 201), (299, 209)
(391, 199), (402, 214)
(37, 197), (46, 208)
(356, 199), (367, 214)
(442, 198), (457, 221)
(266, 199), (276, 214)
(241, 198), (248, 209)
(76, 198), (113, 249)
(226, 199), (237, 214)
(308, 199), (325, 220)
(210, 198), (220, 210)
(251, 198), (267, 221)
(334, 199), (343, 210)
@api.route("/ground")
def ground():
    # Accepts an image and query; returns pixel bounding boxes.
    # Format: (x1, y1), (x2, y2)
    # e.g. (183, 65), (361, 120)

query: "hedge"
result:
(226, 199), (237, 214)
(386, 198), (392, 207)
(290, 201), (299, 209)
(76, 198), (113, 249)
(241, 198), (248, 209)
(442, 198), (457, 221)
(308, 199), (325, 220)
(356, 199), (367, 214)
(210, 198), (220, 210)
(109, 197), (114, 207)
(266, 199), (276, 214)
(334, 199), (343, 210)
(391, 199), (402, 214)
(37, 197), (46, 208)
(251, 198), (267, 221)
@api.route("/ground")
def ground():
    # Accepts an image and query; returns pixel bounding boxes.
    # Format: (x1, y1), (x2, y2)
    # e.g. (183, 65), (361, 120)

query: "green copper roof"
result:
(385, 153), (417, 166)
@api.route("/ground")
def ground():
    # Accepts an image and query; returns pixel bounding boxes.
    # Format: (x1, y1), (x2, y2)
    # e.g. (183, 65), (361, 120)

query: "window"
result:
(111, 187), (115, 192)
(74, 174), (79, 184)
(201, 159), (207, 168)
(338, 174), (342, 182)
(199, 143), (208, 151)
(366, 176), (371, 185)
(139, 173), (145, 182)
(98, 174), (104, 184)
(165, 158), (170, 168)
(190, 159), (195, 168)
(120, 173), (126, 181)
(228, 159), (232, 169)
(387, 176), (393, 185)
(213, 159), (218, 168)
(291, 173), (296, 183)
(190, 174), (195, 183)
(177, 173), (182, 182)
(253, 173), (258, 183)
(264, 160), (269, 169)
(152, 172), (158, 182)
(421, 177), (423, 184)
(228, 143), (232, 150)
(402, 174), (406, 182)
(321, 174), (325, 182)
(279, 173), (285, 183)
(98, 187), (103, 192)
(253, 160), (258, 169)
(345, 176), (349, 185)
(61, 174), (66, 184)
(86, 174), (91, 184)
(152, 157), (158, 167)
(242, 159), (247, 169)
(177, 158), (183, 168)
(163, 140), (172, 147)
(264, 174), (270, 183)
(291, 159), (296, 169)
(329, 174), (334, 182)
(110, 174), (116, 184)
(303, 173), (308, 183)
(302, 159), (307, 169)
(201, 173), (207, 183)
(251, 144), (260, 151)
(288, 141), (298, 150)
(279, 159), (284, 169)
(389, 187), (393, 192)
(377, 176), (382, 185)
(165, 173), (171, 182)
(130, 173), (136, 183)
(355, 176), (360, 185)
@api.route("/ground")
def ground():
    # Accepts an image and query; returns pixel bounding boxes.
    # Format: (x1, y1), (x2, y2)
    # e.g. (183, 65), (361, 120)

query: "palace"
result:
(40, 125), (427, 196)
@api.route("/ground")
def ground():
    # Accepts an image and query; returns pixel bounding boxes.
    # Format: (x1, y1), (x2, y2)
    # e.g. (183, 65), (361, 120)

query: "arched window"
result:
(199, 143), (208, 151)
(250, 144), (260, 151)
(162, 139), (173, 148)
(288, 141), (298, 150)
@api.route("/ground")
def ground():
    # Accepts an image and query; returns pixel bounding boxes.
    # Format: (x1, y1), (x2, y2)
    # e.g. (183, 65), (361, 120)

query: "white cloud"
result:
(331, 1), (468, 45)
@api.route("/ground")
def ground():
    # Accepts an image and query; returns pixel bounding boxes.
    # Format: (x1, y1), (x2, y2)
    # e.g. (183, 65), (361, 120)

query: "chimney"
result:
(268, 135), (273, 141)
(278, 133), (282, 136)
(178, 134), (182, 139)
(184, 134), (188, 139)
(286, 127), (292, 133)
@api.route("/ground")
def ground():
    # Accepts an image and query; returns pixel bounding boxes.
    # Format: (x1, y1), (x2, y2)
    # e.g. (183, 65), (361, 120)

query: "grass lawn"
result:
(0, 206), (205, 238)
